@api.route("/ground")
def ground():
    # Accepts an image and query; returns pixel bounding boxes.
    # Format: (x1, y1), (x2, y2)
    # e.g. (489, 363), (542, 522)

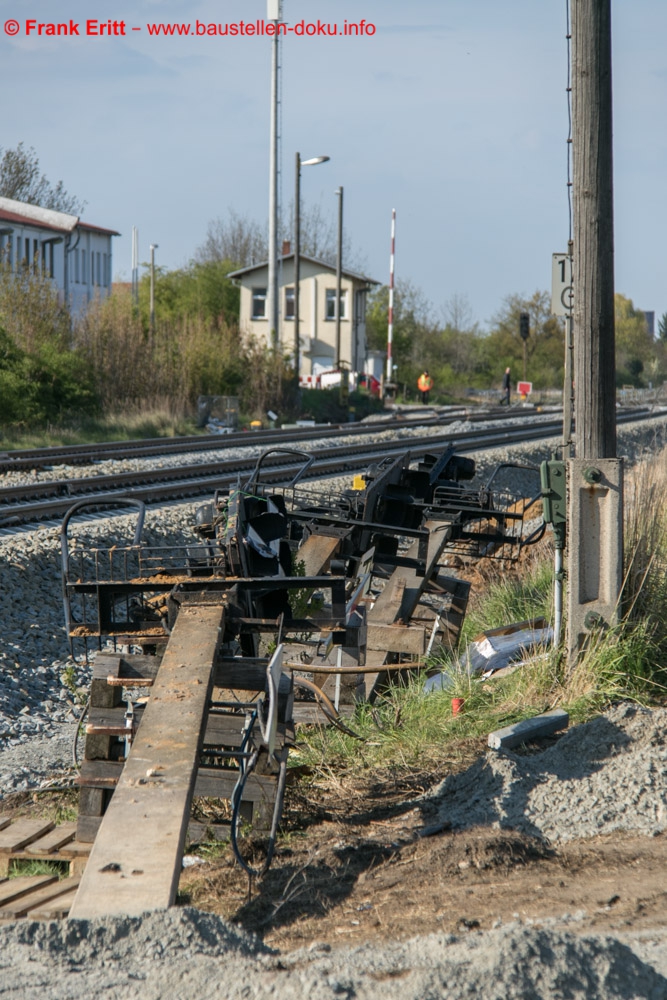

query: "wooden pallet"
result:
(0, 874), (81, 921)
(0, 819), (91, 878)
(0, 819), (90, 921)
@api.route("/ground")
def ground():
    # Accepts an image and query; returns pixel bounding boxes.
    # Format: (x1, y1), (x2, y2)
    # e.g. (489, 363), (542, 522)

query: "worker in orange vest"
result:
(417, 370), (433, 404)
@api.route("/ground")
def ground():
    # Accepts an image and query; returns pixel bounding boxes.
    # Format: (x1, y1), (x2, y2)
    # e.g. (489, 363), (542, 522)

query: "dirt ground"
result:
(179, 744), (667, 952)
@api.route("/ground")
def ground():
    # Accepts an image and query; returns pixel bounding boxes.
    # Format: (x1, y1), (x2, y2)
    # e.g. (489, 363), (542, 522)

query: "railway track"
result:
(0, 407), (658, 529)
(0, 405), (569, 474)
(0, 407), (471, 472)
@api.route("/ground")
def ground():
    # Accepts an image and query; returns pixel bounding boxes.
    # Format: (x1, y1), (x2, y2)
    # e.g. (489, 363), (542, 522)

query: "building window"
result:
(284, 286), (294, 319)
(81, 249), (86, 283)
(74, 249), (79, 283)
(252, 287), (267, 319)
(325, 288), (347, 320)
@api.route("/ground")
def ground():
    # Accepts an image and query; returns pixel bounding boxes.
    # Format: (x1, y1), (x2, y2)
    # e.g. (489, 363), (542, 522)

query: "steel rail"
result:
(0, 409), (661, 529)
(0, 420), (562, 507)
(0, 411), (455, 472)
(0, 404), (564, 473)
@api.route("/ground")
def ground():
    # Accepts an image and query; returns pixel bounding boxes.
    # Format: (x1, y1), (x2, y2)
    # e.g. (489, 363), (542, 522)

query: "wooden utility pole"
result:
(572, 0), (616, 458)
(567, 0), (623, 661)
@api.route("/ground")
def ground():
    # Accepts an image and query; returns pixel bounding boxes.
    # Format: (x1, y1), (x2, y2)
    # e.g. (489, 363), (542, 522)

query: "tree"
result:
(0, 143), (85, 214)
(195, 209), (266, 268)
(614, 293), (656, 386)
(658, 312), (667, 342)
(485, 291), (565, 388)
(195, 202), (365, 271)
(141, 259), (240, 327)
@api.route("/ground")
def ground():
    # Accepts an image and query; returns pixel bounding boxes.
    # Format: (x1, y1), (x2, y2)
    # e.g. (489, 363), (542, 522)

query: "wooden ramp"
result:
(69, 602), (224, 919)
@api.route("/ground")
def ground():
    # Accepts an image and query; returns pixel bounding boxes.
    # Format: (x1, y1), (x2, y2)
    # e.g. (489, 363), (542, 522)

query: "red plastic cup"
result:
(451, 697), (464, 716)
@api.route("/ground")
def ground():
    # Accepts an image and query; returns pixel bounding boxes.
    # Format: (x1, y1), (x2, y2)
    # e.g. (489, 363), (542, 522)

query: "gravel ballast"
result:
(0, 908), (666, 999)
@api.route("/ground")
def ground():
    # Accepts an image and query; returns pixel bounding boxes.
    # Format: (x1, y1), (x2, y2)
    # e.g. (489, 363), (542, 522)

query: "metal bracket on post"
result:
(566, 458), (623, 663)
(540, 459), (567, 553)
(540, 458), (567, 643)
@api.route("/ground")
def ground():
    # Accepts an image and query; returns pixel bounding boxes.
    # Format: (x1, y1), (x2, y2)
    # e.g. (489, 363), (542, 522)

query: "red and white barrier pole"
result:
(386, 208), (396, 381)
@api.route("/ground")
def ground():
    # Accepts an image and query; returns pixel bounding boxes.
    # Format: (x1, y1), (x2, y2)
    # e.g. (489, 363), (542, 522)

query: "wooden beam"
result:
(366, 622), (427, 655)
(69, 602), (225, 919)
(296, 533), (341, 577)
(363, 521), (453, 697)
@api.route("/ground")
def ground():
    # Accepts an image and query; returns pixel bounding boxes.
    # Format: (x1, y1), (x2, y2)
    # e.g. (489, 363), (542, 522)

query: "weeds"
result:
(0, 406), (199, 450)
(8, 859), (69, 880)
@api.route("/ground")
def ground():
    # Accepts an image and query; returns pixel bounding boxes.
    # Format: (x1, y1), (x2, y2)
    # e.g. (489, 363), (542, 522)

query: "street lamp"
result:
(149, 243), (158, 335)
(294, 153), (330, 391)
(335, 186), (343, 368)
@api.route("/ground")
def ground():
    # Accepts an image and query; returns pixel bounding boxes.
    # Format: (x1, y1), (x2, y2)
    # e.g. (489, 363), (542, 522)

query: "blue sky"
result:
(2, 0), (665, 329)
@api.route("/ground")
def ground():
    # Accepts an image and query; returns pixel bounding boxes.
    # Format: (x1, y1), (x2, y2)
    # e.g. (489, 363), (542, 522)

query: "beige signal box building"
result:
(229, 248), (379, 376)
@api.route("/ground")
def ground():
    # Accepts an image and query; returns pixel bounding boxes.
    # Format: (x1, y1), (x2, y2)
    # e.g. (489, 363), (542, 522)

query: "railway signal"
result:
(519, 312), (529, 381)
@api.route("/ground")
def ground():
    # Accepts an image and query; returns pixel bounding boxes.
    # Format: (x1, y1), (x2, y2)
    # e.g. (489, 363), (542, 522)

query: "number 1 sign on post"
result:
(551, 253), (573, 316)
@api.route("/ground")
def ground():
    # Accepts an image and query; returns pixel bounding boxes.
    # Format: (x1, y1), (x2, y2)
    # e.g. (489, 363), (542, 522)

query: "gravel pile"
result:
(423, 702), (667, 843)
(0, 907), (666, 999)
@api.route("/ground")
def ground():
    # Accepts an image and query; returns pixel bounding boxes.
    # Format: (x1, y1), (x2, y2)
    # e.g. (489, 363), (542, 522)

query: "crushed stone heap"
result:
(0, 907), (666, 999)
(425, 702), (667, 843)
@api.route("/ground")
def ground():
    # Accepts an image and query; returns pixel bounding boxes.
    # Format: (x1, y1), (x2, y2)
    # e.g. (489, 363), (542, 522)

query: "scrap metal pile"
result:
(59, 445), (542, 916)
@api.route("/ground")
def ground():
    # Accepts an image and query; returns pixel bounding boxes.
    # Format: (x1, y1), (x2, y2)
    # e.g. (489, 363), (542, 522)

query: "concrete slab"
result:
(488, 709), (569, 750)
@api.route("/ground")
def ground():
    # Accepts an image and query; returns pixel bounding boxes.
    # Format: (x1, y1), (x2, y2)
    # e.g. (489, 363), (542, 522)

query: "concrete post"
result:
(566, 458), (623, 659)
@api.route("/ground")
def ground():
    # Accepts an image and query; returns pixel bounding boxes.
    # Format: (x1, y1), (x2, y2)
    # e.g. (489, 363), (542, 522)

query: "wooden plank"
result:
(0, 878), (80, 920)
(56, 840), (92, 860)
(366, 622), (427, 654)
(69, 601), (225, 919)
(297, 533), (341, 577)
(362, 522), (455, 700)
(0, 818), (11, 833)
(292, 702), (355, 725)
(213, 660), (267, 690)
(367, 520), (453, 627)
(27, 886), (80, 920)
(0, 875), (58, 907)
(76, 759), (123, 786)
(25, 823), (77, 855)
(75, 816), (102, 844)
(93, 652), (162, 682)
(0, 820), (55, 853)
(91, 653), (122, 680)
(194, 767), (277, 802)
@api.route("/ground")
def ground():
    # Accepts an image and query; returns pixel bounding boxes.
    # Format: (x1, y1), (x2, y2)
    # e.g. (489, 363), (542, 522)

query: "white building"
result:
(0, 197), (119, 315)
(228, 247), (379, 377)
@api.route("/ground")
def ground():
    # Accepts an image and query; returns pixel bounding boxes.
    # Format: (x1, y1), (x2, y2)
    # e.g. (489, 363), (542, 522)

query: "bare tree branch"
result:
(0, 143), (85, 214)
